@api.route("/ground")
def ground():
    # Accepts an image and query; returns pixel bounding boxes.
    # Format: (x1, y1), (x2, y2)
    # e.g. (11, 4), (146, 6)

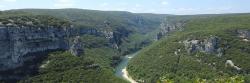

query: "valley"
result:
(128, 13), (250, 83)
(0, 9), (165, 83)
(115, 52), (139, 83)
(0, 8), (250, 83)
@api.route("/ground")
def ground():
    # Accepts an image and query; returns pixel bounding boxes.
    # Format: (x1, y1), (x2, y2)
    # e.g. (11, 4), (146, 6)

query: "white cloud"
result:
(54, 0), (74, 8)
(203, 7), (233, 14)
(149, 9), (156, 12)
(120, 2), (128, 6)
(113, 7), (128, 11)
(0, 0), (16, 10)
(100, 3), (108, 7)
(0, 0), (16, 2)
(164, 7), (234, 15)
(0, 5), (4, 8)
(131, 8), (138, 11)
(135, 4), (141, 7)
(161, 1), (168, 5)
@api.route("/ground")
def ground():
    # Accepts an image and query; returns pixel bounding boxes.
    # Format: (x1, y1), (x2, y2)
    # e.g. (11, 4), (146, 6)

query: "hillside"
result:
(128, 14), (250, 82)
(3, 8), (250, 83)
(0, 9), (168, 83)
(11, 9), (168, 55)
(0, 12), (71, 28)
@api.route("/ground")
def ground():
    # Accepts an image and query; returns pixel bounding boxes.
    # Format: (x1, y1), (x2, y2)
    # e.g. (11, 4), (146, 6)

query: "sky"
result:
(0, 0), (250, 15)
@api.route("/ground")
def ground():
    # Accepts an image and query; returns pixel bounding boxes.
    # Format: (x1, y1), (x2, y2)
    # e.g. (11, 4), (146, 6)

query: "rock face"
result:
(237, 30), (250, 39)
(99, 21), (131, 49)
(225, 60), (241, 71)
(183, 36), (223, 56)
(0, 26), (75, 71)
(0, 15), (136, 71)
(70, 36), (84, 56)
(157, 20), (186, 40)
(101, 30), (117, 48)
(0, 25), (131, 71)
(237, 30), (250, 41)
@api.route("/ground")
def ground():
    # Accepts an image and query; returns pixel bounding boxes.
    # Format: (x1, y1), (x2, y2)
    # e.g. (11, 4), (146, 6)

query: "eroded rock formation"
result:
(225, 60), (241, 71)
(183, 36), (224, 57)
(237, 29), (250, 42)
(157, 20), (186, 40)
(0, 26), (74, 71)
(0, 25), (132, 71)
(70, 36), (84, 56)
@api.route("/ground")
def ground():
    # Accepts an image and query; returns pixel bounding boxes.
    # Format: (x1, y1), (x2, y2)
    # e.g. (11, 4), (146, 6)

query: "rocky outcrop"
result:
(79, 28), (101, 36)
(102, 30), (118, 49)
(0, 14), (136, 71)
(182, 29), (250, 56)
(237, 30), (250, 39)
(0, 25), (132, 71)
(157, 20), (186, 40)
(225, 60), (241, 71)
(99, 21), (131, 49)
(237, 29), (250, 42)
(183, 36), (223, 57)
(70, 36), (84, 56)
(0, 26), (75, 71)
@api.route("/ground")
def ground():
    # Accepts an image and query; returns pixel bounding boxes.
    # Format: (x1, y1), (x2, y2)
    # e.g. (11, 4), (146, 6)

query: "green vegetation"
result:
(3, 9), (250, 83)
(0, 9), (169, 83)
(0, 11), (71, 28)
(78, 35), (109, 48)
(20, 48), (127, 83)
(13, 9), (166, 31)
(18, 33), (127, 82)
(13, 9), (167, 55)
(128, 14), (250, 82)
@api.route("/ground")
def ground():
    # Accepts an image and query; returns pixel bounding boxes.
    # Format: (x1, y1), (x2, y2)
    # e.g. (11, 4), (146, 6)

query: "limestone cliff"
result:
(0, 25), (132, 71)
(183, 36), (223, 57)
(0, 26), (75, 71)
(237, 29), (250, 41)
(70, 36), (84, 56)
(157, 20), (186, 40)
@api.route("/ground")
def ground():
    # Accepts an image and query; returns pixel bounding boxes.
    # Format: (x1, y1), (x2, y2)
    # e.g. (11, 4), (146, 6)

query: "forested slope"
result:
(128, 13), (250, 83)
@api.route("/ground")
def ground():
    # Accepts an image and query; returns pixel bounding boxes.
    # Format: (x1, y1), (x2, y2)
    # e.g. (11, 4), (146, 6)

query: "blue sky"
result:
(0, 0), (250, 15)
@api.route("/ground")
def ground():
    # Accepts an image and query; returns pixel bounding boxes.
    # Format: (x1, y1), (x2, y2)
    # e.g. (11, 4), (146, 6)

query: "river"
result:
(115, 52), (138, 83)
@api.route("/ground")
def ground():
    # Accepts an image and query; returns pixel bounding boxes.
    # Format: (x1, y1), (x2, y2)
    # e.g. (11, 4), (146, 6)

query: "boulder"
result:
(237, 30), (250, 39)
(225, 60), (241, 71)
(237, 30), (250, 42)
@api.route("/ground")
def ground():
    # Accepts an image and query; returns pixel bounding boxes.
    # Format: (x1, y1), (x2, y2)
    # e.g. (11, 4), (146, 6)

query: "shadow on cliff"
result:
(0, 49), (64, 83)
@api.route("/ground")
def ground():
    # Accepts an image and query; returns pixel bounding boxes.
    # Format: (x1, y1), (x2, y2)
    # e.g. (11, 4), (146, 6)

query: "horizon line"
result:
(1, 8), (250, 16)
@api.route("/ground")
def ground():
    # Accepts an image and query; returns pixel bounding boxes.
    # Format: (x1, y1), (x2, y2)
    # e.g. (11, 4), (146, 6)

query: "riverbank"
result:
(121, 67), (137, 83)
(115, 53), (138, 83)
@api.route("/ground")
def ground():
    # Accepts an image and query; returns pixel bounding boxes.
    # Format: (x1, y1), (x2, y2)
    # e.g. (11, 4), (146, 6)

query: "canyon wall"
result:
(156, 20), (186, 40)
(0, 25), (130, 71)
(0, 26), (76, 71)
